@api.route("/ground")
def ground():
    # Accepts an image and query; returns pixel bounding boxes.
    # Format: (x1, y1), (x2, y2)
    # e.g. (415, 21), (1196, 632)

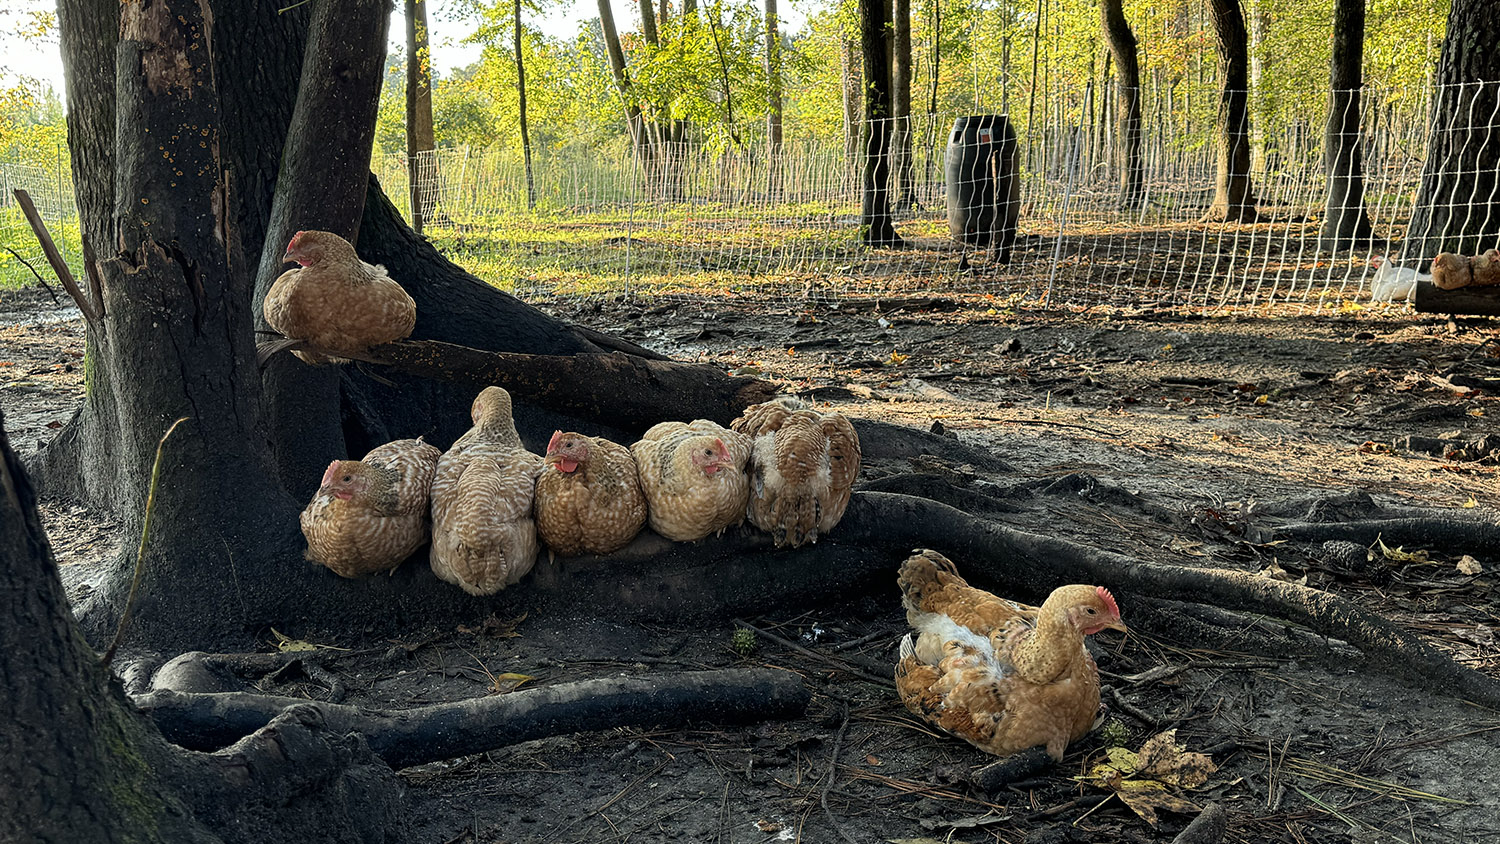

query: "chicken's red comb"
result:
(288, 231), (305, 249)
(547, 430), (564, 452)
(1096, 586), (1120, 617)
(714, 437), (729, 457)
(320, 459), (342, 487)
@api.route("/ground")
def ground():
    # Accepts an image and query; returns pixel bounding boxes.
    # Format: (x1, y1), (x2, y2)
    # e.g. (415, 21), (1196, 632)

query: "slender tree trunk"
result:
(405, 0), (437, 232)
(765, 0), (783, 198)
(1318, 0), (1374, 252)
(1203, 0), (1259, 222)
(842, 30), (863, 187)
(859, 0), (902, 245)
(1099, 0), (1143, 208)
(596, 0), (649, 163)
(1024, 0), (1043, 171)
(516, 0), (536, 210)
(892, 0), (914, 209)
(921, 0), (940, 188)
(1248, 0), (1266, 175)
(1406, 0), (1500, 263)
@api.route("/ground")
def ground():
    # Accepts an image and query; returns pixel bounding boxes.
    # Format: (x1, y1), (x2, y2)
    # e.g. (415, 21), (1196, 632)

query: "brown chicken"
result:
(300, 438), (441, 578)
(263, 229), (417, 364)
(429, 387), (544, 595)
(630, 420), (752, 542)
(1431, 252), (1474, 290)
(1471, 249), (1500, 287)
(731, 397), (861, 548)
(895, 550), (1126, 761)
(534, 431), (648, 557)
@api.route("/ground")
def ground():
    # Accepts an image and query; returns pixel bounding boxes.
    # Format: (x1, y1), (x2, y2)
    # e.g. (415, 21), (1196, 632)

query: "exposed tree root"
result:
(136, 668), (810, 768)
(1258, 515), (1500, 554)
(1170, 803), (1228, 844)
(971, 746), (1054, 793)
(832, 493), (1500, 708)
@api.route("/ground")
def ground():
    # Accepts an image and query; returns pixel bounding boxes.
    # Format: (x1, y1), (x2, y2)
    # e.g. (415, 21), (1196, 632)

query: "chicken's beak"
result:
(281, 249), (296, 265)
(1102, 618), (1128, 634)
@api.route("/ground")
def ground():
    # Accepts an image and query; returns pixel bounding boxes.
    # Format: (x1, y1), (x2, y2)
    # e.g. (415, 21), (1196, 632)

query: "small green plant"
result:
(731, 626), (757, 657)
(1097, 717), (1130, 749)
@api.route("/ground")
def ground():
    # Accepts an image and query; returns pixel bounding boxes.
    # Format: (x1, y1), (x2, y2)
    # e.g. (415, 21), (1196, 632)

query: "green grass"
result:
(0, 205), (82, 291)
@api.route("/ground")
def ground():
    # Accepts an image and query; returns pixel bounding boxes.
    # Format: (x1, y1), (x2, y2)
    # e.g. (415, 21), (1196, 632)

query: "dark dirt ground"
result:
(3, 284), (1500, 844)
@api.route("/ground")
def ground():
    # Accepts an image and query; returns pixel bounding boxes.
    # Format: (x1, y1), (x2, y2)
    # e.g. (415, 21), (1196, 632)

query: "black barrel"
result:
(945, 115), (1020, 258)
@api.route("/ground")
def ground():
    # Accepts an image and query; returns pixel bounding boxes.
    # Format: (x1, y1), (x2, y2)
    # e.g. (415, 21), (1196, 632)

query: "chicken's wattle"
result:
(556, 458), (578, 473)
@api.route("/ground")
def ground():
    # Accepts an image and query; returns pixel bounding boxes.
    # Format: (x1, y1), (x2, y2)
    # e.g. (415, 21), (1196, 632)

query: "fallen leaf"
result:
(755, 819), (782, 833)
(1375, 535), (1429, 564)
(1258, 561), (1307, 586)
(1458, 555), (1484, 576)
(1254, 394), (1270, 405)
(1113, 787), (1202, 827)
(1463, 496), (1478, 509)
(887, 350), (909, 366)
(1135, 730), (1218, 789)
(865, 754), (883, 766)
(1077, 730), (1218, 827)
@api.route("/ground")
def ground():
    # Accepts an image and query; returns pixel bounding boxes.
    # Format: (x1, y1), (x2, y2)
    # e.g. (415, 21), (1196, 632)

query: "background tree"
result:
(766, 0), (783, 197)
(1099, 0), (1143, 208)
(1406, 0), (1500, 263)
(858, 0), (901, 245)
(892, 0), (914, 208)
(406, 0), (438, 231)
(1203, 0), (1260, 222)
(1318, 0), (1375, 252)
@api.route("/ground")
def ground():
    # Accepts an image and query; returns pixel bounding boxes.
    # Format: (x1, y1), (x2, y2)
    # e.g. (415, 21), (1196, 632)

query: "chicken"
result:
(429, 386), (544, 595)
(1471, 249), (1500, 287)
(534, 431), (648, 557)
(894, 549), (1126, 761)
(300, 438), (441, 578)
(731, 397), (861, 548)
(1431, 252), (1474, 290)
(263, 229), (417, 364)
(630, 420), (752, 542)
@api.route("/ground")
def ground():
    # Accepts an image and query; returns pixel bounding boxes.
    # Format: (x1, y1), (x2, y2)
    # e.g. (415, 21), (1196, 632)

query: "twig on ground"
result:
(734, 619), (895, 687)
(820, 704), (860, 844)
(100, 416), (189, 667)
(1, 246), (61, 306)
(1108, 686), (1162, 729)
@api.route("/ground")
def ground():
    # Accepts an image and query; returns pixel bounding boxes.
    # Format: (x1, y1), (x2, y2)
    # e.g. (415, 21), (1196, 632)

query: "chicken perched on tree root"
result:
(631, 420), (751, 542)
(300, 438), (441, 578)
(895, 549), (1126, 761)
(731, 397), (860, 548)
(263, 229), (417, 364)
(535, 431), (648, 557)
(430, 386), (544, 595)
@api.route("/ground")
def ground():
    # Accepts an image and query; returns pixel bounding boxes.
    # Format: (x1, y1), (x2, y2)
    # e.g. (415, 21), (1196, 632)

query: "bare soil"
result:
(4, 284), (1499, 844)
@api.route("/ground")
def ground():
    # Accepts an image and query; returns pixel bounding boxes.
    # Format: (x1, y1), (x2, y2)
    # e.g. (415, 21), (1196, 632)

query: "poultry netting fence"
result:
(366, 81), (1486, 314)
(3, 82), (1497, 316)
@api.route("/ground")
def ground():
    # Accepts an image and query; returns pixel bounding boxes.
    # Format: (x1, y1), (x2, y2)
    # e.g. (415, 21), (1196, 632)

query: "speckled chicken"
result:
(263, 230), (417, 364)
(731, 397), (861, 547)
(534, 431), (648, 557)
(895, 549), (1127, 761)
(630, 420), (751, 542)
(300, 438), (441, 578)
(429, 386), (544, 595)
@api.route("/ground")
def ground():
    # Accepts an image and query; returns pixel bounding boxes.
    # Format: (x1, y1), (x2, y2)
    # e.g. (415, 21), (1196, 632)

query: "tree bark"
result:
(1203, 0), (1260, 222)
(405, 0), (437, 233)
(1099, 0), (1144, 208)
(891, 0), (914, 209)
(255, 0), (390, 501)
(1318, 0), (1375, 253)
(515, 0), (537, 210)
(858, 0), (903, 246)
(1406, 0), (1500, 263)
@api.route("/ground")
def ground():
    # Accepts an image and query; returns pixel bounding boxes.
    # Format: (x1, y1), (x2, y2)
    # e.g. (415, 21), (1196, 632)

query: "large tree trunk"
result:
(1099, 0), (1144, 209)
(841, 29), (862, 188)
(891, 0), (914, 209)
(405, 0), (437, 233)
(38, 0), (769, 651)
(1406, 0), (1500, 264)
(858, 0), (902, 246)
(1203, 0), (1260, 223)
(1318, 0), (1374, 253)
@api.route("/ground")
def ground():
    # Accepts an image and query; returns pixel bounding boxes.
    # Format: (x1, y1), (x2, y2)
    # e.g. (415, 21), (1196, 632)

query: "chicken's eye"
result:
(704, 449), (713, 456)
(565, 441), (574, 448)
(1084, 607), (1097, 615)
(341, 475), (352, 483)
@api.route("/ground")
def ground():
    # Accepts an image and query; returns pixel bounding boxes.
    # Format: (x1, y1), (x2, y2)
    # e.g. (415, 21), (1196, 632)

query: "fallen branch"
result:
(1258, 516), (1500, 554)
(11, 188), (101, 326)
(134, 668), (809, 768)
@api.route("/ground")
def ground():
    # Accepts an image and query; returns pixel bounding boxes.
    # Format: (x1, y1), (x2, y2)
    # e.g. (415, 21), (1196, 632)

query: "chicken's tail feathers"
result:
(898, 548), (965, 612)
